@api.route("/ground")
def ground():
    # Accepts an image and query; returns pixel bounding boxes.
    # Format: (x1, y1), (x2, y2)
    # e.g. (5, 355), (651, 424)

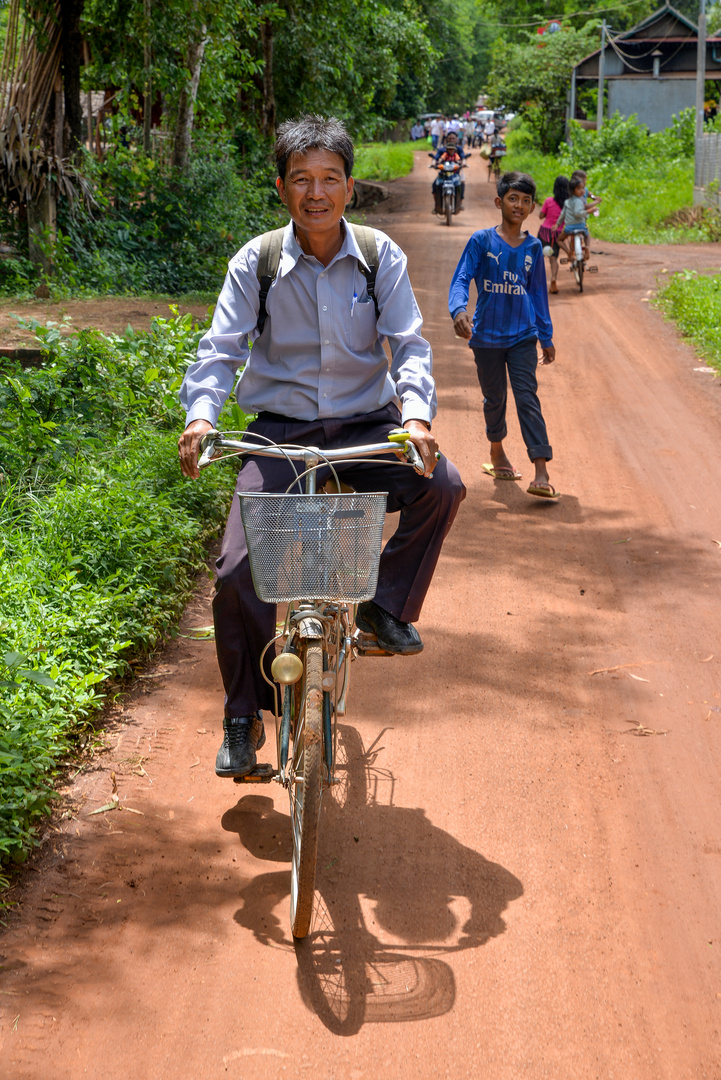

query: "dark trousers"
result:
(472, 337), (552, 462)
(213, 403), (466, 717)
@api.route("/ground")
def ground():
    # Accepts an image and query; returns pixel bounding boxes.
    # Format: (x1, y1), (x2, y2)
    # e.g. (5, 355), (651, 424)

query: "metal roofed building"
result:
(569, 3), (721, 133)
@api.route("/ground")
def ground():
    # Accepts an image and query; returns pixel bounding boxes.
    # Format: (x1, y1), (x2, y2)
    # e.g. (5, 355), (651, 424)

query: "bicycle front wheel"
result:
(574, 259), (584, 292)
(289, 640), (324, 939)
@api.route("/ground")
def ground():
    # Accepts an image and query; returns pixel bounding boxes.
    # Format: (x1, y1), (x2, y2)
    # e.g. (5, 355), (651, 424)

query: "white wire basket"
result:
(239, 492), (388, 603)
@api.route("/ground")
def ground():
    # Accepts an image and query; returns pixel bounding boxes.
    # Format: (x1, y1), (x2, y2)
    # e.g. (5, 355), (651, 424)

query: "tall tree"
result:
(60, 0), (85, 156)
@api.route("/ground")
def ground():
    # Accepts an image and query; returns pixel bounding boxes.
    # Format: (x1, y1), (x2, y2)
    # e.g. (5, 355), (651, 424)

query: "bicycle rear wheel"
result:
(289, 640), (324, 939)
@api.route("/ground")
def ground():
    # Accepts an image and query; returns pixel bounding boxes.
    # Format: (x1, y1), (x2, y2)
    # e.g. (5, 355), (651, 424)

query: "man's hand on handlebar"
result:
(178, 418), (213, 479)
(403, 419), (440, 478)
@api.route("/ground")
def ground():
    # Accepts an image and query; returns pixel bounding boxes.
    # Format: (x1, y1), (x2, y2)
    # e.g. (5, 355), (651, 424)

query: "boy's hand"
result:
(453, 311), (472, 340)
(539, 346), (556, 366)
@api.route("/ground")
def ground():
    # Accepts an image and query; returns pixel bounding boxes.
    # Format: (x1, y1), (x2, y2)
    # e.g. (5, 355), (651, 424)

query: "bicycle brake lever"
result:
(198, 429), (220, 469)
(403, 440), (426, 475)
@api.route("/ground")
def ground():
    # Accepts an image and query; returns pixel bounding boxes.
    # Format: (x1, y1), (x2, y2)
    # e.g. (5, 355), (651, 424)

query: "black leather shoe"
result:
(355, 601), (423, 655)
(215, 713), (265, 778)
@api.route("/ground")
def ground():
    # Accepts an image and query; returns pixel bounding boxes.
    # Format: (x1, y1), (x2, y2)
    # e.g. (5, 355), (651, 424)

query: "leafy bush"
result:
(353, 141), (424, 182)
(0, 311), (248, 864)
(655, 269), (721, 372)
(50, 138), (284, 297)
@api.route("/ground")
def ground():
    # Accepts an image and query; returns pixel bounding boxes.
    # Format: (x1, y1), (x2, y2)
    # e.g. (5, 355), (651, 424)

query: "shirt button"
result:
(323, 393), (327, 398)
(324, 339), (329, 344)
(320, 272), (325, 278)
(322, 305), (327, 311)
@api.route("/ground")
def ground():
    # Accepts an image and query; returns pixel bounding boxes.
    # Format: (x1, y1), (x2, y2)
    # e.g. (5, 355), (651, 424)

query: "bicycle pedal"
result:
(232, 763), (276, 784)
(586, 265), (599, 273)
(559, 257), (569, 264)
(352, 628), (395, 657)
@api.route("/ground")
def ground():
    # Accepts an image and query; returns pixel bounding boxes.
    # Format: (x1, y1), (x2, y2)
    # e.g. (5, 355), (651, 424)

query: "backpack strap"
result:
(350, 223), (380, 321)
(255, 226), (286, 335)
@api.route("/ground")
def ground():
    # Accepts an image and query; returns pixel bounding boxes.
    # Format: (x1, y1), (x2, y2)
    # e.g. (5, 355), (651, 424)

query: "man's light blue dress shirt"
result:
(180, 219), (436, 428)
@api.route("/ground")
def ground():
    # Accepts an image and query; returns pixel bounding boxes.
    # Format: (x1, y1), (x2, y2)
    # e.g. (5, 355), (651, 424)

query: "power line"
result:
(480, 0), (653, 31)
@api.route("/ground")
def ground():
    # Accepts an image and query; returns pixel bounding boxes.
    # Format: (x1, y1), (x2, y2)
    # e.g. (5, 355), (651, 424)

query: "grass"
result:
(505, 113), (721, 245)
(655, 269), (721, 373)
(353, 141), (426, 182)
(0, 310), (249, 870)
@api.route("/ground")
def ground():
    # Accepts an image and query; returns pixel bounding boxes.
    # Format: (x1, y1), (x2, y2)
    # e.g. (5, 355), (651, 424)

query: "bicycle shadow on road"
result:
(223, 726), (523, 1034)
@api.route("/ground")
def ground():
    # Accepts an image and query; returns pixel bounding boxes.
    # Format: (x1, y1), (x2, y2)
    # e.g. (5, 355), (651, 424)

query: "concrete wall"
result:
(607, 78), (696, 132)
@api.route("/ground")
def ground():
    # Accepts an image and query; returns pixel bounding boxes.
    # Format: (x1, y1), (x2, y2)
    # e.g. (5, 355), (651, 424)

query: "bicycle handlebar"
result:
(198, 428), (427, 475)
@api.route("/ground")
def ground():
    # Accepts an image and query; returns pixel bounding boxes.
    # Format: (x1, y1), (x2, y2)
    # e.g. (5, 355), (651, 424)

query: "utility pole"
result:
(597, 19), (606, 131)
(695, 0), (707, 140)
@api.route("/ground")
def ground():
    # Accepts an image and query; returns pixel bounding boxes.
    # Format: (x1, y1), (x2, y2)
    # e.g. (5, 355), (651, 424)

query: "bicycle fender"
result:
(297, 618), (324, 639)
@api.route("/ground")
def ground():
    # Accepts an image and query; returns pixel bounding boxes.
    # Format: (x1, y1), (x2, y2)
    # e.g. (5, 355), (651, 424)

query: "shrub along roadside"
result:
(353, 141), (423, 182)
(0, 311), (246, 873)
(506, 111), (721, 245)
(655, 269), (721, 373)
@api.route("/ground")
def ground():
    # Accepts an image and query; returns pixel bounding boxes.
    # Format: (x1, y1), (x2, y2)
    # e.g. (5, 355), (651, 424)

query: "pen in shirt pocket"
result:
(350, 292), (357, 317)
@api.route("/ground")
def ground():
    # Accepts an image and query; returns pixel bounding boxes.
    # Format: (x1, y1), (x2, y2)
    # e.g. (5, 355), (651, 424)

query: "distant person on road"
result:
(448, 171), (559, 499)
(410, 120), (425, 141)
(483, 118), (496, 143)
(430, 117), (444, 149)
(487, 132), (506, 181)
(431, 131), (466, 213)
(464, 118), (475, 148)
(537, 174), (570, 294)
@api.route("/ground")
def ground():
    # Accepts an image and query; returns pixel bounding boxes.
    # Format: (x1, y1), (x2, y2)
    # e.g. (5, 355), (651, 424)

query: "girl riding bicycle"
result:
(556, 177), (602, 263)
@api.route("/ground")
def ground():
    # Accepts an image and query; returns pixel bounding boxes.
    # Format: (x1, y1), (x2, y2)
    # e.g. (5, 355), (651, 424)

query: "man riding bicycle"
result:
(178, 115), (465, 779)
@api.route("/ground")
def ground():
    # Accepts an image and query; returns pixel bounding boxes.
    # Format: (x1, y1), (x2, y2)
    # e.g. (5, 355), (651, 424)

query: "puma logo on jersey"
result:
(486, 251), (501, 265)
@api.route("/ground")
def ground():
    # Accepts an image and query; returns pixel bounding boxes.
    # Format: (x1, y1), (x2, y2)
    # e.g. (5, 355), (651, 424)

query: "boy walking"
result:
(449, 171), (559, 499)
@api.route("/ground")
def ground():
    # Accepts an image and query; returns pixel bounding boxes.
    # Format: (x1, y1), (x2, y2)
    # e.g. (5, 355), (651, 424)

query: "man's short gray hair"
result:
(275, 115), (354, 180)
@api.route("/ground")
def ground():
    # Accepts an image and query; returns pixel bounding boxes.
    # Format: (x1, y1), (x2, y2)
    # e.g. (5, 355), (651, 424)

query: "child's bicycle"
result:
(198, 427), (429, 939)
(559, 231), (599, 293)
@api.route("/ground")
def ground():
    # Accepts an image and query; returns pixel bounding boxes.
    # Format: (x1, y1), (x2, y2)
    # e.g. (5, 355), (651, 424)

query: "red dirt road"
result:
(2, 154), (721, 1080)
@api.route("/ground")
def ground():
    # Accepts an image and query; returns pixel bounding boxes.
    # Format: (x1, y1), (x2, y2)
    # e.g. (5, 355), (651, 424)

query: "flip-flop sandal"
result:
(527, 483), (561, 499)
(482, 463), (522, 481)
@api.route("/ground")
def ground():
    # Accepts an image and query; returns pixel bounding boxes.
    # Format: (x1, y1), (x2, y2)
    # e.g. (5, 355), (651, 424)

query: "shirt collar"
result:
(279, 218), (367, 276)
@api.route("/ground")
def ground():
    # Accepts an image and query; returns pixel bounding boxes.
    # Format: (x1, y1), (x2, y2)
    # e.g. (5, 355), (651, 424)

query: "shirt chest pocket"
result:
(350, 298), (378, 352)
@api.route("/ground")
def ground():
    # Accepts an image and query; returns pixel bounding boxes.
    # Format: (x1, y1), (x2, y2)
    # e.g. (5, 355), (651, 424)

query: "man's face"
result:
(495, 189), (535, 224)
(276, 149), (353, 237)
(446, 135), (457, 150)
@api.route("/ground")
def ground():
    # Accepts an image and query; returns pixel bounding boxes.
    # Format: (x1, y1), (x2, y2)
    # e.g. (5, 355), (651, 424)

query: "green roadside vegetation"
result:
(0, 313), (249, 875)
(353, 141), (426, 182)
(506, 111), (721, 245)
(655, 271), (721, 373)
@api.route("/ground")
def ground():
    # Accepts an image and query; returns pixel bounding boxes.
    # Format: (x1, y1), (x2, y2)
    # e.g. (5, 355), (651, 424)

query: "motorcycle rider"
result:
(431, 131), (466, 214)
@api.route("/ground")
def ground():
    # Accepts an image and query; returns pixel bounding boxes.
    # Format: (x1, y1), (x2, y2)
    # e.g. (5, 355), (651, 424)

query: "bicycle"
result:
(198, 426), (428, 939)
(559, 231), (599, 293)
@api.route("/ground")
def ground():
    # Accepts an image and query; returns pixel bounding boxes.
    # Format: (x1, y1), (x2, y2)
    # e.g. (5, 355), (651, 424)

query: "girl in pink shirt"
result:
(538, 175), (570, 294)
